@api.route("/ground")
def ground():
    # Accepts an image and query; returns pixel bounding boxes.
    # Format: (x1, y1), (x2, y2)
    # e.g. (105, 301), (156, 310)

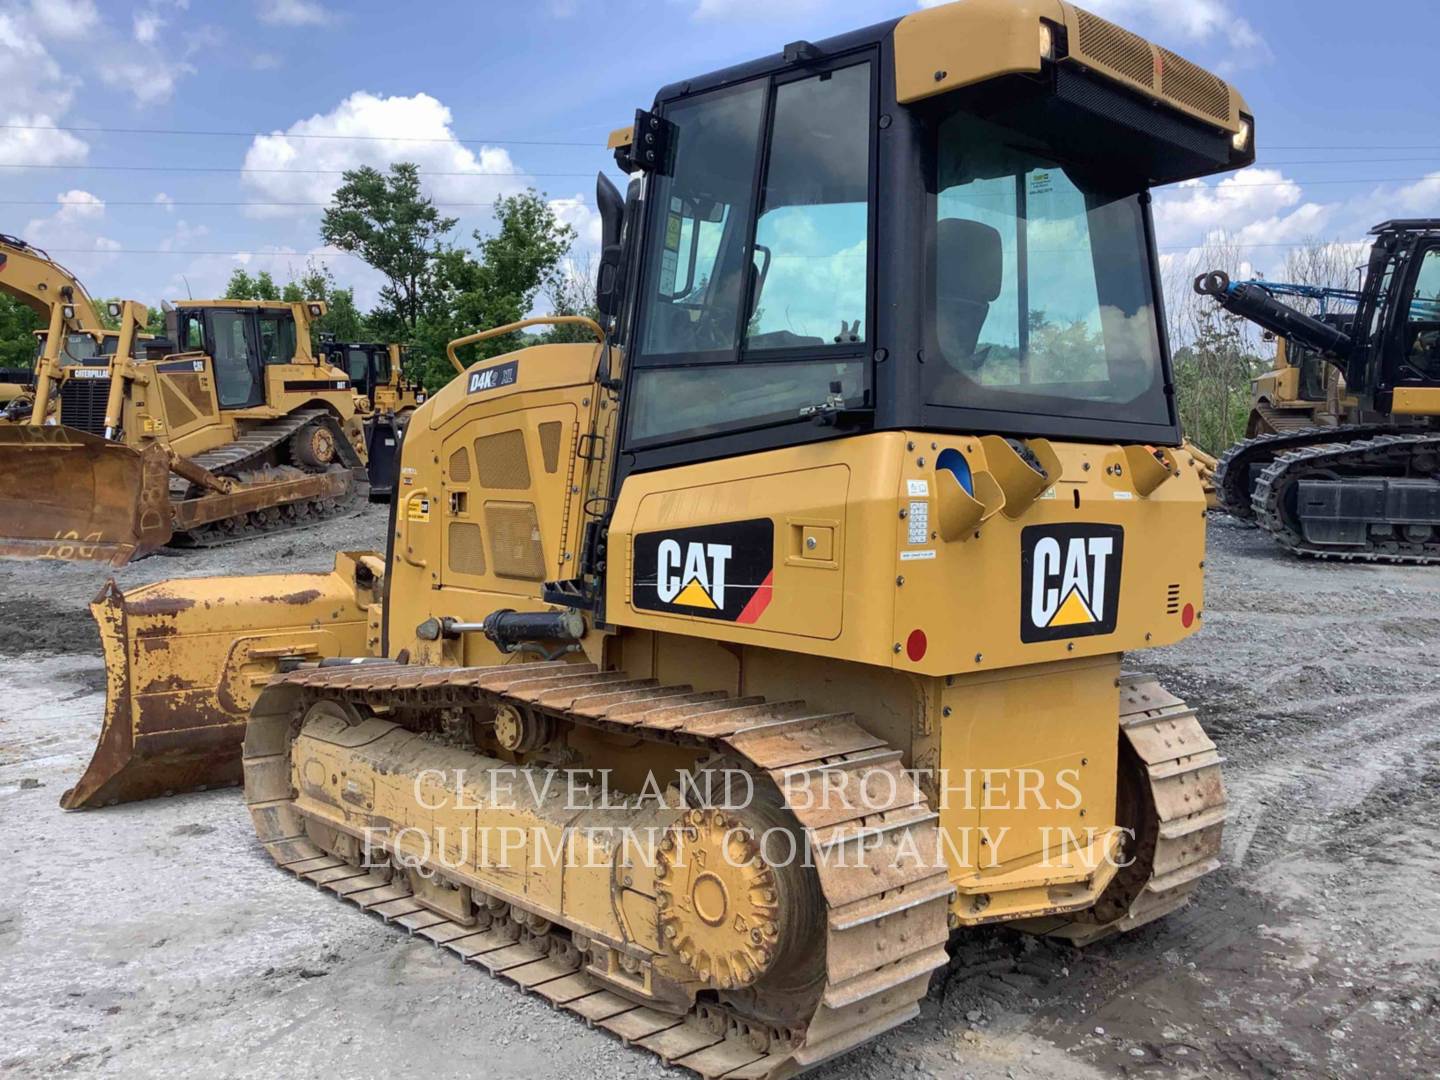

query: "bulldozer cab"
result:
(330, 342), (391, 401)
(609, 19), (1255, 478)
(173, 304), (293, 409)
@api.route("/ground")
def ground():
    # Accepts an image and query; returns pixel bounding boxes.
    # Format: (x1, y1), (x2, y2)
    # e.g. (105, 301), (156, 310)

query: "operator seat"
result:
(935, 218), (1003, 365)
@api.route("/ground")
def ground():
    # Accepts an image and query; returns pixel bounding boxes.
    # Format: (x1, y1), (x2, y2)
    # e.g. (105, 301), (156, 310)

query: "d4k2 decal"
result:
(633, 518), (774, 623)
(1020, 523), (1124, 643)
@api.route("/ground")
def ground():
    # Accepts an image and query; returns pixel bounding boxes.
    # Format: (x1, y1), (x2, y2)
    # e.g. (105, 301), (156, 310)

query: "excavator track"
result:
(1253, 432), (1440, 564)
(241, 662), (1214, 1076)
(1213, 423), (1390, 519)
(168, 409), (366, 547)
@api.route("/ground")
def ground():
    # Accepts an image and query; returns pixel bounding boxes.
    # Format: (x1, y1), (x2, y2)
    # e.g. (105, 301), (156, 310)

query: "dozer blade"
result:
(64, 551), (382, 809)
(0, 425), (173, 564)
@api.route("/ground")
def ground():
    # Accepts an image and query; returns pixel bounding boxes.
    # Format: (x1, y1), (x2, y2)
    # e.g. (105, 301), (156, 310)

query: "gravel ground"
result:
(1, 509), (1437, 1078)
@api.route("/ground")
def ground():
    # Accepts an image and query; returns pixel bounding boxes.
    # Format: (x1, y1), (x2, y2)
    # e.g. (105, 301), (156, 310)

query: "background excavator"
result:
(65, 1), (1248, 1074)
(1201, 219), (1440, 561)
(0, 233), (124, 424)
(0, 296), (374, 564)
(322, 339), (426, 498)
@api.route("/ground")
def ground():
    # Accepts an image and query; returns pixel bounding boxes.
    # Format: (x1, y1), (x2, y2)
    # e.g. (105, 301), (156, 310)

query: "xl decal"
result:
(467, 360), (519, 395)
(633, 518), (773, 623)
(1020, 523), (1124, 643)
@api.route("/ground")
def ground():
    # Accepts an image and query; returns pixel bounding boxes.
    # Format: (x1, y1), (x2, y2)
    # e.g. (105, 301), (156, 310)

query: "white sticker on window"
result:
(906, 479), (929, 497)
(907, 501), (929, 545)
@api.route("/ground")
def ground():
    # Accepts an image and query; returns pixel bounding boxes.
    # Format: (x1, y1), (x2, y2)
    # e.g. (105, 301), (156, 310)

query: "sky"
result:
(2, 0), (1436, 314)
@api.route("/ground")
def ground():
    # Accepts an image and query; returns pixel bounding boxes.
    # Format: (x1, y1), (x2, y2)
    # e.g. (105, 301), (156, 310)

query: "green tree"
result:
(0, 295), (41, 369)
(411, 190), (576, 388)
(321, 162), (456, 334)
(96, 299), (165, 335)
(224, 267), (280, 300)
(282, 263), (366, 347)
(541, 253), (601, 345)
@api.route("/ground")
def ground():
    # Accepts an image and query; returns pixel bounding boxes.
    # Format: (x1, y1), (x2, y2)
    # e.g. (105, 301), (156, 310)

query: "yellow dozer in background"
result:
(71, 1), (1249, 1073)
(0, 233), (127, 425)
(0, 297), (374, 564)
(322, 339), (427, 498)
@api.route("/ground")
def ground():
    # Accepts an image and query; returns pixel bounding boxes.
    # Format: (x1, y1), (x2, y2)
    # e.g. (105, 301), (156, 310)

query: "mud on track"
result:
(1, 509), (1436, 1078)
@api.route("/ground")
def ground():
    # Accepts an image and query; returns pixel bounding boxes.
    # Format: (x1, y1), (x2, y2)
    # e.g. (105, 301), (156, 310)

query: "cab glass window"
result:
(209, 311), (256, 406)
(926, 113), (1168, 426)
(182, 314), (205, 351)
(256, 313), (297, 365)
(639, 84), (766, 358)
(629, 61), (873, 447)
(346, 348), (371, 384)
(1401, 248), (1440, 378)
(745, 64), (870, 351)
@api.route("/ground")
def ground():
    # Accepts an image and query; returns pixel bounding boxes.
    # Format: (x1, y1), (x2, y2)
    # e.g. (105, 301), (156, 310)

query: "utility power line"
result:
(0, 121), (604, 148)
(0, 163), (598, 177)
(7, 122), (1440, 154)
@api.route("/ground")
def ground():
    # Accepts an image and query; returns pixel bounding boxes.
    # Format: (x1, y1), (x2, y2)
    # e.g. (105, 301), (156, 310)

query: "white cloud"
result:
(0, 0), (196, 156)
(20, 190), (120, 279)
(1154, 168), (1316, 240)
(250, 51), (281, 70)
(239, 91), (527, 219)
(549, 195), (602, 248)
(26, 0), (99, 40)
(100, 58), (196, 107)
(257, 0), (333, 26)
(133, 11), (162, 43)
(0, 112), (88, 166)
(154, 192), (175, 213)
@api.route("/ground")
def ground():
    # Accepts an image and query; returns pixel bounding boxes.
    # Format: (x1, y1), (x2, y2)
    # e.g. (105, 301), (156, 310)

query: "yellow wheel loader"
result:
(74, 1), (1251, 1073)
(0, 297), (372, 564)
(0, 233), (125, 425)
(323, 340), (427, 499)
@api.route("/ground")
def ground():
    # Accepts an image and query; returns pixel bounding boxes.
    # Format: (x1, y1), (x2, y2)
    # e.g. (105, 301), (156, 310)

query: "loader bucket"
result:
(63, 552), (381, 809)
(0, 426), (173, 565)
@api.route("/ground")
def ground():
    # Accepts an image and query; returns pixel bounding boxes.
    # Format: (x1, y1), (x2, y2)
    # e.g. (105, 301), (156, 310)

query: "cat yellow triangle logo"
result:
(674, 578), (718, 609)
(1047, 587), (1097, 627)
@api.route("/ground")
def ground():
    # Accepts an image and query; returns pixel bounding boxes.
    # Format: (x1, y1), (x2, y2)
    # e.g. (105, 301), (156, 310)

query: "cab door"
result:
(207, 309), (264, 409)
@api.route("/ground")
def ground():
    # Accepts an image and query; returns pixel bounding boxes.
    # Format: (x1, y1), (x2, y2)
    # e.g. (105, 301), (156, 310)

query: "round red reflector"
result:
(906, 629), (928, 662)
(1181, 603), (1195, 628)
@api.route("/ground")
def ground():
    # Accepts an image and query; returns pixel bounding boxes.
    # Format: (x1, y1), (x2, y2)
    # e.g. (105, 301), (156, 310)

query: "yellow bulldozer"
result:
(67, 1), (1249, 1073)
(0, 233), (128, 424)
(0, 295), (376, 564)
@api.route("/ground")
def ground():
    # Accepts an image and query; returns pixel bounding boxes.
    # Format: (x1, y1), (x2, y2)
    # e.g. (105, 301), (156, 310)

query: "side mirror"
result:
(596, 172), (624, 251)
(596, 244), (624, 320)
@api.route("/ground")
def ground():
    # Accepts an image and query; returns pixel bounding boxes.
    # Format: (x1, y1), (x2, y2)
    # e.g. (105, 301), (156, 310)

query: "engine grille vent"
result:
(1166, 583), (1181, 615)
(448, 446), (472, 483)
(447, 521), (487, 576)
(58, 376), (109, 436)
(476, 429), (531, 490)
(486, 501), (546, 580)
(538, 421), (563, 475)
